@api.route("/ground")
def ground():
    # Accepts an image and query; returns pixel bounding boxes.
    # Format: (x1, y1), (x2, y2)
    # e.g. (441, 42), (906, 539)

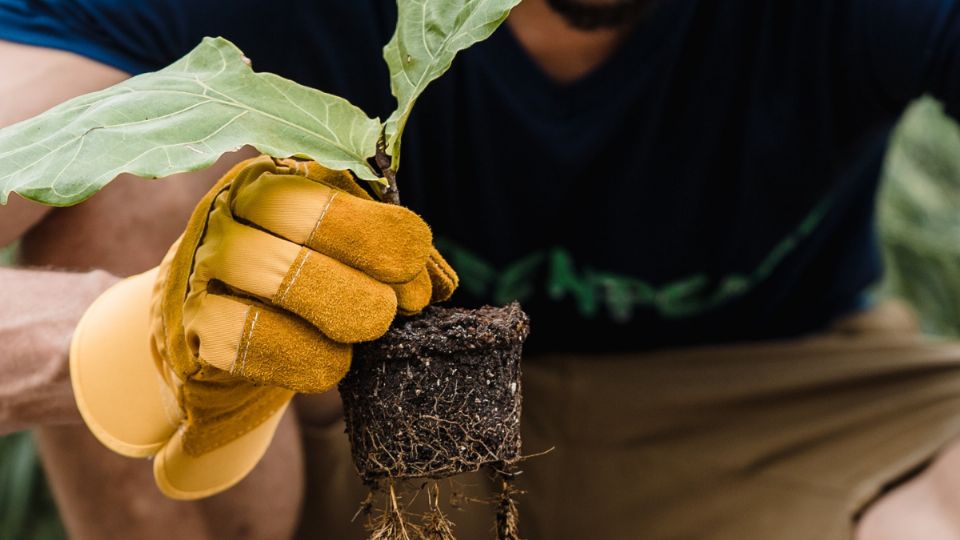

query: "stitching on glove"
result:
(228, 304), (254, 373)
(277, 250), (310, 304)
(307, 191), (338, 245)
(235, 309), (261, 376)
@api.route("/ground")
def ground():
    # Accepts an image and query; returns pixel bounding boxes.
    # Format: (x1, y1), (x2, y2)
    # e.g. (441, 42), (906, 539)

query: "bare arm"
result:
(0, 40), (248, 428)
(0, 41), (130, 432)
(0, 39), (302, 540)
(0, 40), (129, 245)
(0, 267), (117, 434)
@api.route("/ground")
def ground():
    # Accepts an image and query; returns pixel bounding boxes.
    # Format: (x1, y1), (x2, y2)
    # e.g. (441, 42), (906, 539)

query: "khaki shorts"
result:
(295, 302), (960, 540)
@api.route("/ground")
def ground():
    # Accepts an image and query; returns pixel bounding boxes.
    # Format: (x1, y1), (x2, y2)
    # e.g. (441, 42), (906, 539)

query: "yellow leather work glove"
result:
(70, 156), (457, 499)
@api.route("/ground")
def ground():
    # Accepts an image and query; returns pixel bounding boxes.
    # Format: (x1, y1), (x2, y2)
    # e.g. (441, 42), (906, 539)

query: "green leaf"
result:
(383, 0), (520, 169)
(0, 37), (383, 206)
(0, 433), (39, 540)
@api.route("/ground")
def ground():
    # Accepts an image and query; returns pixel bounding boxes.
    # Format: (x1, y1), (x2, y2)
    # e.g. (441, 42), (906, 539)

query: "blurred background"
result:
(3, 96), (960, 538)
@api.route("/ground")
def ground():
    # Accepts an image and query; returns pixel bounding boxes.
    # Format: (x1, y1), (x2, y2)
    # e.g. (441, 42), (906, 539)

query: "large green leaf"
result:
(383, 0), (520, 169)
(0, 37), (382, 206)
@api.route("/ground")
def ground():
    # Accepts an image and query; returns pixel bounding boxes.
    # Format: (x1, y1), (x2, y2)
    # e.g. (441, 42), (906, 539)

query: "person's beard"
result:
(545, 0), (657, 30)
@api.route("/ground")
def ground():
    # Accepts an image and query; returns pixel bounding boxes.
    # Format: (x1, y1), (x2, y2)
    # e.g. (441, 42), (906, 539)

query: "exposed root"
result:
(495, 467), (523, 540)
(361, 468), (526, 540)
(421, 483), (457, 540)
(352, 487), (376, 523)
(366, 480), (421, 540)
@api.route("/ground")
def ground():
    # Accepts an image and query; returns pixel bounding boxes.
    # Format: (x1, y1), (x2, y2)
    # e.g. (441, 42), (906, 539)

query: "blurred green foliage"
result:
(0, 242), (14, 265)
(0, 242), (67, 540)
(1, 98), (960, 538)
(0, 243), (67, 540)
(0, 434), (65, 540)
(878, 97), (960, 335)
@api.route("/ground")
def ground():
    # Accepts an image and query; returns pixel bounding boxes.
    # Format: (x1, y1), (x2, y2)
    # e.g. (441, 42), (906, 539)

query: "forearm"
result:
(0, 267), (118, 433)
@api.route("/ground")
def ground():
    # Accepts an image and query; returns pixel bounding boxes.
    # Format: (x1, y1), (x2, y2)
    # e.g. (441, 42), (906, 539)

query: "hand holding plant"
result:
(0, 0), (527, 537)
(71, 156), (455, 499)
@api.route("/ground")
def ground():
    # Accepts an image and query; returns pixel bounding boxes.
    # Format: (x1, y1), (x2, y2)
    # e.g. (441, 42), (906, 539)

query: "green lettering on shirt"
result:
(436, 198), (832, 321)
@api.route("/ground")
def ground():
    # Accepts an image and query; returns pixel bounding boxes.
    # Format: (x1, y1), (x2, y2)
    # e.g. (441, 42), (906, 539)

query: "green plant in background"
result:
(877, 97), (960, 336)
(0, 244), (66, 540)
(0, 434), (65, 540)
(0, 243), (14, 265)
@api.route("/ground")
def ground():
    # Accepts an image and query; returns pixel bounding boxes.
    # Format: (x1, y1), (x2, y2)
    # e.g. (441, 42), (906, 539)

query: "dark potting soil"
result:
(339, 302), (530, 481)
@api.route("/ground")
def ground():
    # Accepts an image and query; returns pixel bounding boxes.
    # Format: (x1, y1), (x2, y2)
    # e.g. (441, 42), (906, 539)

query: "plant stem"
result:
(375, 143), (401, 206)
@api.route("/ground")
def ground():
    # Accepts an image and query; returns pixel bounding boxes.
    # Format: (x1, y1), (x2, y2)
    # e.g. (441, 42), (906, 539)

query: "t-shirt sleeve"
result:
(0, 0), (265, 75)
(848, 0), (960, 116)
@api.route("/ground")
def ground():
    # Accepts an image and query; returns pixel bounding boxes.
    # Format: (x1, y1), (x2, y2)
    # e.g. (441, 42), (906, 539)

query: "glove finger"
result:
(273, 248), (397, 343)
(392, 248), (460, 316)
(230, 171), (432, 283)
(426, 247), (459, 303)
(393, 268), (433, 316)
(192, 203), (301, 301)
(194, 205), (397, 343)
(184, 292), (351, 393)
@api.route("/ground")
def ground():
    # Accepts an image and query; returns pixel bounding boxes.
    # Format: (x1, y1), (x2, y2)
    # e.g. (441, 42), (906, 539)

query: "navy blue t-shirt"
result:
(3, 0), (959, 353)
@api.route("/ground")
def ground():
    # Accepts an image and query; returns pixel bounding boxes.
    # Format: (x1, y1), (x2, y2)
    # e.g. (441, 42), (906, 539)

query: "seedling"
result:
(0, 1), (519, 207)
(0, 1), (530, 538)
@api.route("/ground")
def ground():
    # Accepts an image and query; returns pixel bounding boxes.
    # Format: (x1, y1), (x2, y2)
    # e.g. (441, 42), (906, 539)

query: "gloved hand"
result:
(70, 156), (457, 499)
